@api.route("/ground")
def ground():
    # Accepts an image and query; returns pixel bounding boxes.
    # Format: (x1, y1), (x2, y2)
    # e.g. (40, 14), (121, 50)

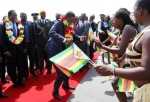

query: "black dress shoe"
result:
(47, 70), (51, 75)
(68, 87), (75, 90)
(30, 71), (37, 77)
(53, 94), (62, 100)
(63, 87), (75, 90)
(63, 87), (75, 92)
(1, 80), (9, 84)
(0, 92), (8, 98)
(13, 81), (25, 88)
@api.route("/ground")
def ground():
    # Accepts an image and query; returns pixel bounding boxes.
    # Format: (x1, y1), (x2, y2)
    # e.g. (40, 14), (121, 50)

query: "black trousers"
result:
(5, 47), (17, 84)
(37, 43), (51, 72)
(24, 43), (36, 75)
(6, 45), (27, 84)
(31, 44), (43, 71)
(0, 81), (2, 92)
(0, 52), (6, 82)
(42, 45), (51, 71)
(53, 64), (69, 95)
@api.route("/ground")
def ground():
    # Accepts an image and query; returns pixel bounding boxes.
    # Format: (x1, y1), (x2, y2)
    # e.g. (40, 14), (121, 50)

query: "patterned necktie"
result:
(13, 23), (17, 37)
(42, 19), (46, 25)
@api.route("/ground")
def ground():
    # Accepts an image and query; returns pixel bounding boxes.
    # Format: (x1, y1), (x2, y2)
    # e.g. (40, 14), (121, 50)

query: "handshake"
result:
(64, 35), (88, 45)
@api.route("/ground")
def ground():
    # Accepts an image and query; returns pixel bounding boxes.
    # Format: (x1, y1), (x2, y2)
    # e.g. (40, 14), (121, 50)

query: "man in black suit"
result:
(4, 10), (25, 86)
(20, 12), (34, 78)
(37, 11), (53, 74)
(0, 17), (9, 84)
(30, 13), (42, 75)
(0, 49), (7, 98)
(47, 12), (81, 100)
(75, 13), (90, 56)
(0, 29), (7, 96)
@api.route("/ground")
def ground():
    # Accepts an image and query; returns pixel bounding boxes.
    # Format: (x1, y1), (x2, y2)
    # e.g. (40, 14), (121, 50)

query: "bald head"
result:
(40, 11), (46, 19)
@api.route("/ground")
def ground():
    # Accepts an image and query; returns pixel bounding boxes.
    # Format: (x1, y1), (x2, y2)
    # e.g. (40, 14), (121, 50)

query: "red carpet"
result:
(0, 68), (88, 102)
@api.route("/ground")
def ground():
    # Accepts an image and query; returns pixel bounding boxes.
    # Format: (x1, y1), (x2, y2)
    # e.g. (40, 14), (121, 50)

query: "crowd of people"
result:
(0, 0), (150, 101)
(0, 9), (112, 100)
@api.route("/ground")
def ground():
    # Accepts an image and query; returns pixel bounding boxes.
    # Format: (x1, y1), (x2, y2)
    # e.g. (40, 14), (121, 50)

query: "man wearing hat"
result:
(30, 12), (43, 76)
(31, 13), (39, 21)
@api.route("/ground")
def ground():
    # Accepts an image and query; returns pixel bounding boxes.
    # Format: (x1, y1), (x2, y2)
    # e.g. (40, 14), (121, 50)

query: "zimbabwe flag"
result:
(118, 78), (137, 92)
(49, 43), (90, 76)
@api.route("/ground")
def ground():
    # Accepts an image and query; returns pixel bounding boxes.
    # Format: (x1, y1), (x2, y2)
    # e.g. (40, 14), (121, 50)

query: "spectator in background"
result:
(88, 15), (97, 58)
(37, 11), (53, 74)
(75, 13), (90, 56)
(53, 13), (62, 24)
(0, 16), (8, 84)
(4, 10), (26, 86)
(30, 12), (43, 76)
(0, 48), (7, 98)
(97, 14), (110, 45)
(20, 12), (33, 78)
(89, 15), (97, 32)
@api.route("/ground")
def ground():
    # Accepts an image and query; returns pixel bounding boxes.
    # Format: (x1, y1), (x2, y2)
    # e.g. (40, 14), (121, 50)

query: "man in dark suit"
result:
(0, 17), (9, 84)
(20, 12), (34, 78)
(30, 13), (42, 75)
(0, 25), (6, 97)
(4, 10), (26, 86)
(89, 15), (97, 58)
(0, 45), (7, 98)
(0, 21), (5, 83)
(47, 12), (80, 100)
(75, 13), (90, 56)
(52, 13), (62, 25)
(37, 11), (53, 74)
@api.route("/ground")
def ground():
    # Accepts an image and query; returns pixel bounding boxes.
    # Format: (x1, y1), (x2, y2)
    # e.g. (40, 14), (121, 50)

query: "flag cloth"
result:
(107, 30), (117, 40)
(50, 43), (90, 76)
(118, 78), (137, 92)
(107, 31), (117, 43)
(93, 52), (137, 92)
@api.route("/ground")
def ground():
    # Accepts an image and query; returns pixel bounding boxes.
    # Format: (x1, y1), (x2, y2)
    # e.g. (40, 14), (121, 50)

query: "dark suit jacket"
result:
(47, 21), (80, 58)
(47, 21), (66, 58)
(0, 24), (4, 51)
(0, 23), (15, 53)
(37, 19), (53, 47)
(1, 22), (26, 59)
(30, 21), (42, 47)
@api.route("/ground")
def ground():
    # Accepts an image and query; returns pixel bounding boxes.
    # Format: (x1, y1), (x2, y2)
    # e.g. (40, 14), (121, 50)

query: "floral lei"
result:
(5, 18), (24, 45)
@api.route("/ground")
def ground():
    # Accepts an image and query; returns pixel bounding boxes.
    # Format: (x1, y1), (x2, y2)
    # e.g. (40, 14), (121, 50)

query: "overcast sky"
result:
(0, 0), (136, 21)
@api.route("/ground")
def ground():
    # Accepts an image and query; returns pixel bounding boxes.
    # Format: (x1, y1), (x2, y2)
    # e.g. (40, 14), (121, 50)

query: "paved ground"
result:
(68, 68), (119, 102)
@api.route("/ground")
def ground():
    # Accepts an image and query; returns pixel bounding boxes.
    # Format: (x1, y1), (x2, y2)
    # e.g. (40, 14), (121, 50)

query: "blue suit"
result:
(46, 21), (78, 96)
(47, 21), (80, 58)
(47, 21), (66, 58)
